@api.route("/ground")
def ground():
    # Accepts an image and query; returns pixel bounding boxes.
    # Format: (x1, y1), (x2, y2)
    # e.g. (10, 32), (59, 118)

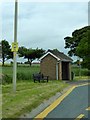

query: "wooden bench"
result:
(33, 73), (49, 83)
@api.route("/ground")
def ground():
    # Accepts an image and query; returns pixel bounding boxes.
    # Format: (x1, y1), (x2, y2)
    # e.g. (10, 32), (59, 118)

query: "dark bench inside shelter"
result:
(33, 73), (49, 83)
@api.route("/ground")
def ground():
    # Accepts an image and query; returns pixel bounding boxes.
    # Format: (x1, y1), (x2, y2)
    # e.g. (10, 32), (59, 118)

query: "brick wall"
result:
(40, 54), (57, 80)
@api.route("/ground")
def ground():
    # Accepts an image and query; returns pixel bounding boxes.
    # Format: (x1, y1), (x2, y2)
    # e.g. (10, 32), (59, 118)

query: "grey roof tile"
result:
(48, 49), (73, 61)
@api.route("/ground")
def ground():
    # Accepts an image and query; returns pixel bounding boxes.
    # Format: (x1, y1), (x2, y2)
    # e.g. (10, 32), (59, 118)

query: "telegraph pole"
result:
(13, 0), (18, 93)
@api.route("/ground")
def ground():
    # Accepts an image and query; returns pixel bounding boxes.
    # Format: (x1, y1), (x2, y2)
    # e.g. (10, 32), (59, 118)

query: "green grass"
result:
(2, 80), (68, 118)
(2, 64), (40, 76)
(74, 76), (90, 81)
(1, 64), (89, 118)
(2, 65), (40, 83)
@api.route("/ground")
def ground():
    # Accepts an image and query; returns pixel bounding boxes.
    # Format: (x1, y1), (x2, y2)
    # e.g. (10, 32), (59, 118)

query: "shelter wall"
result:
(40, 54), (57, 80)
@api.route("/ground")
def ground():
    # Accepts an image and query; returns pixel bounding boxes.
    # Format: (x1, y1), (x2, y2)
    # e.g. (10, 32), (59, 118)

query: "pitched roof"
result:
(40, 49), (73, 62)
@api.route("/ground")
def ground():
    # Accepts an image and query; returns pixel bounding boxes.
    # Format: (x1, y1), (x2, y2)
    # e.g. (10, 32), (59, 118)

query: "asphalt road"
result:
(43, 84), (90, 119)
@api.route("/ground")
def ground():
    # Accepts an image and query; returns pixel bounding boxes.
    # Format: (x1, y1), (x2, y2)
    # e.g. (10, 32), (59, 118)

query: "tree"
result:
(1, 40), (13, 66)
(64, 26), (90, 69)
(18, 47), (45, 66)
(18, 46), (27, 58)
(35, 48), (45, 59)
(25, 48), (36, 66)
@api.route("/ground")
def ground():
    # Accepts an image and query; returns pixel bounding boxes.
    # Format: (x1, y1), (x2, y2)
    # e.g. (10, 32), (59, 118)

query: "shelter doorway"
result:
(62, 62), (69, 80)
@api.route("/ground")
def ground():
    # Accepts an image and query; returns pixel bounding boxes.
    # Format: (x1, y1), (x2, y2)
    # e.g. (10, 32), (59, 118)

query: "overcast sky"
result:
(1, 1), (88, 61)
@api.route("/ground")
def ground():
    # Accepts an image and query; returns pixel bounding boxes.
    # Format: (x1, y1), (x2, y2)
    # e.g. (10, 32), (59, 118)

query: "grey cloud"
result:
(2, 2), (88, 60)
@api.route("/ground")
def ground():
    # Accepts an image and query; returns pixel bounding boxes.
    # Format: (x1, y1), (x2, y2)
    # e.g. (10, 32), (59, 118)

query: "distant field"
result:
(2, 64), (40, 75)
(1, 64), (89, 84)
(2, 64), (40, 83)
(2, 64), (89, 76)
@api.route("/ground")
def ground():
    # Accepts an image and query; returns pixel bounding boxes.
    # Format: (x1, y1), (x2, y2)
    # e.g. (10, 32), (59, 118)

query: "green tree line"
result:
(0, 40), (45, 66)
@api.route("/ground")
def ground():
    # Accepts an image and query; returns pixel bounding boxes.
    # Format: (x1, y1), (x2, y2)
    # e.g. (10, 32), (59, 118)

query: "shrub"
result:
(72, 66), (90, 76)
(1, 72), (33, 84)
(17, 72), (34, 81)
(1, 74), (12, 84)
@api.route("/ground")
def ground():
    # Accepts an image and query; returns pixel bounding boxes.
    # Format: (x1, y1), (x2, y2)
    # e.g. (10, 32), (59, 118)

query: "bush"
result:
(17, 72), (32, 80)
(1, 74), (12, 84)
(1, 72), (33, 84)
(81, 70), (90, 76)
(72, 66), (90, 76)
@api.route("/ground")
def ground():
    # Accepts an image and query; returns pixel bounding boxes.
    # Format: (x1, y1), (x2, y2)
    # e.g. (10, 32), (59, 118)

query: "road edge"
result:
(35, 83), (89, 119)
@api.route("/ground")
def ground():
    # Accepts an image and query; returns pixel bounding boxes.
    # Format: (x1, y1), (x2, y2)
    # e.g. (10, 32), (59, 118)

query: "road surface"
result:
(35, 83), (90, 119)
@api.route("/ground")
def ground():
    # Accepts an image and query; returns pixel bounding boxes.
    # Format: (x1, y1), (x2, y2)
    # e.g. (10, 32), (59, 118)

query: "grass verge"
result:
(2, 80), (68, 118)
(74, 76), (90, 81)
